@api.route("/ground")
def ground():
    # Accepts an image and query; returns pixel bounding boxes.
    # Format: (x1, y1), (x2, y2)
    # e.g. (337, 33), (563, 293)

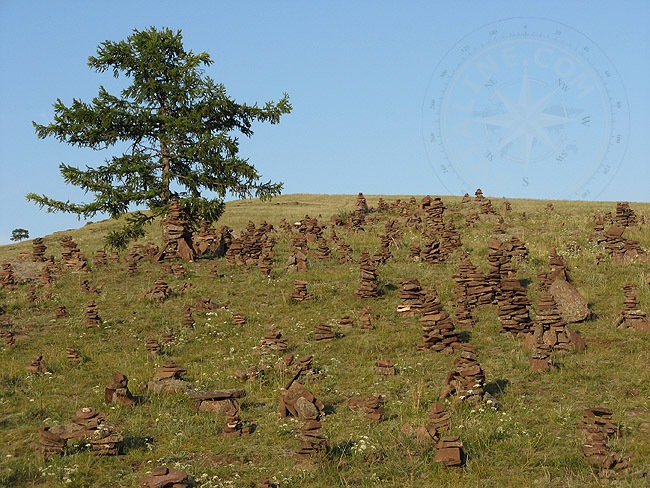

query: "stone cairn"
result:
(189, 388), (246, 414)
(40, 407), (123, 459)
(258, 330), (288, 353)
(27, 354), (47, 374)
(287, 236), (308, 272)
(181, 305), (195, 328)
(486, 239), (515, 292)
(104, 371), (136, 406)
(313, 323), (335, 342)
(0, 262), (15, 289)
(148, 361), (190, 394)
(55, 305), (68, 319)
(612, 283), (649, 331)
(374, 359), (396, 376)
(356, 192), (368, 214)
(195, 296), (217, 311)
(347, 394), (384, 421)
(603, 226), (645, 261)
(157, 195), (195, 262)
(377, 198), (389, 212)
(502, 236), (528, 260)
(80, 278), (99, 294)
(581, 407), (629, 473)
(359, 306), (373, 329)
(126, 258), (138, 275)
(32, 238), (47, 262)
(276, 353), (314, 376)
(192, 220), (218, 258)
(336, 240), (353, 263)
(338, 315), (354, 328)
(417, 287), (462, 353)
(85, 301), (101, 327)
(93, 250), (107, 267)
(426, 402), (451, 440)
(231, 312), (247, 326)
(452, 256), (494, 309)
(462, 193), (472, 203)
(530, 292), (572, 351)
(408, 241), (421, 261)
(140, 467), (190, 488)
(26, 284), (37, 303)
(314, 238), (331, 260)
(422, 238), (444, 263)
(454, 297), (475, 328)
(355, 249), (378, 298)
(222, 408), (253, 437)
(40, 264), (53, 287)
(529, 339), (555, 372)
(66, 347), (81, 364)
(292, 280), (314, 301)
(234, 365), (260, 383)
(434, 436), (465, 467)
(60, 236), (87, 271)
(474, 188), (484, 201)
(1, 329), (15, 347)
(496, 275), (533, 336)
(614, 202), (637, 227)
(548, 247), (570, 282)
(146, 278), (172, 303)
(440, 344), (489, 405)
(480, 199), (497, 215)
(397, 278), (425, 315)
(145, 338), (161, 355)
(500, 198), (512, 214)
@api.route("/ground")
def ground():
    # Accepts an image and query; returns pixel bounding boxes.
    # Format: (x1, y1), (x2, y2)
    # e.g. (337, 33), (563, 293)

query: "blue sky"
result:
(1, 0), (648, 244)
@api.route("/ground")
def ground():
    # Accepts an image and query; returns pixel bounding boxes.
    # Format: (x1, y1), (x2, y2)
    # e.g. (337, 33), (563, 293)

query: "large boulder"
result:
(549, 279), (591, 323)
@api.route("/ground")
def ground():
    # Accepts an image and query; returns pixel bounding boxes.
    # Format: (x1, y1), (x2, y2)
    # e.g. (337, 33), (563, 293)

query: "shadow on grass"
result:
(121, 436), (152, 453)
(458, 330), (472, 343)
(484, 378), (510, 398)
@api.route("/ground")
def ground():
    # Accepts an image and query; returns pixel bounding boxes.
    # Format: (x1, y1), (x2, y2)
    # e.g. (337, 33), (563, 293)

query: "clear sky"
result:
(1, 0), (648, 244)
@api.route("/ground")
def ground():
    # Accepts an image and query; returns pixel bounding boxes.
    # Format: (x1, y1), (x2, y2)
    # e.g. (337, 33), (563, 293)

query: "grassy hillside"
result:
(1, 193), (649, 487)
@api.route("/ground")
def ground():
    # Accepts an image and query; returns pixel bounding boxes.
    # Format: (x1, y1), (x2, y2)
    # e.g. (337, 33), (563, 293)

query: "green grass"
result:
(0, 193), (649, 487)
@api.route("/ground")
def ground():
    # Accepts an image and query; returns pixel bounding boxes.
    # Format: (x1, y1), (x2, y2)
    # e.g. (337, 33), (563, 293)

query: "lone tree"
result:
(10, 228), (29, 242)
(27, 27), (291, 249)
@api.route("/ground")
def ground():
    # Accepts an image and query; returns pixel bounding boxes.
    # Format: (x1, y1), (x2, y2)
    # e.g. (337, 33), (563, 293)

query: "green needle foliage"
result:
(27, 26), (292, 249)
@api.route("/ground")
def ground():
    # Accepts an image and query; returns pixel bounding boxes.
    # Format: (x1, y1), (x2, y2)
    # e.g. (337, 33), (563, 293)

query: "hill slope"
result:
(1, 193), (649, 487)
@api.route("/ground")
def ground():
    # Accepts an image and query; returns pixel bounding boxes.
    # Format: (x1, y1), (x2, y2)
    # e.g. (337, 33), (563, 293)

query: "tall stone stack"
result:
(440, 220), (462, 257)
(314, 238), (331, 260)
(298, 215), (324, 243)
(397, 279), (425, 315)
(530, 292), (576, 351)
(549, 248), (570, 282)
(474, 188), (484, 201)
(614, 202), (636, 227)
(480, 199), (497, 215)
(158, 196), (195, 262)
(422, 196), (445, 234)
(146, 278), (172, 303)
(85, 301), (101, 327)
(375, 235), (392, 264)
(287, 236), (308, 272)
(486, 239), (513, 291)
(60, 236), (87, 271)
(500, 198), (512, 213)
(384, 219), (402, 241)
(408, 241), (421, 261)
(502, 236), (528, 260)
(292, 280), (314, 301)
(581, 407), (629, 472)
(452, 256), (494, 308)
(453, 297), (475, 328)
(359, 306), (373, 329)
(496, 275), (533, 336)
(40, 265), (53, 286)
(336, 240), (353, 263)
(422, 239), (444, 263)
(377, 198), (389, 212)
(355, 192), (368, 214)
(434, 437), (465, 467)
(612, 283), (650, 331)
(417, 287), (462, 353)
(181, 305), (194, 328)
(0, 262), (15, 288)
(355, 250), (378, 298)
(32, 238), (47, 262)
(104, 371), (136, 406)
(439, 344), (488, 405)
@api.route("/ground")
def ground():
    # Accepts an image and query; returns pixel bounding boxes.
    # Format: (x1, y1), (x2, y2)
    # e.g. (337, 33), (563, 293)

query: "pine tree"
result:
(27, 27), (291, 249)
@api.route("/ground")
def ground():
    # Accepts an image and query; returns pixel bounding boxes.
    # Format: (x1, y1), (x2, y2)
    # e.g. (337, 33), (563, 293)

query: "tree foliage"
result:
(27, 27), (291, 249)
(10, 229), (29, 242)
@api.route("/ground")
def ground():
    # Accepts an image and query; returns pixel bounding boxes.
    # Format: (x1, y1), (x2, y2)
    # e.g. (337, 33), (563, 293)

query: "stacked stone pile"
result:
(55, 305), (68, 319)
(26, 284), (37, 303)
(434, 436), (465, 467)
(347, 394), (384, 421)
(502, 236), (528, 260)
(452, 256), (494, 308)
(140, 467), (190, 488)
(612, 283), (650, 331)
(1, 329), (15, 347)
(500, 198), (512, 213)
(496, 276), (533, 336)
(338, 315), (354, 328)
(486, 239), (514, 290)
(355, 250), (378, 298)
(66, 347), (81, 364)
(474, 188), (484, 200)
(359, 306), (373, 329)
(145, 338), (161, 355)
(222, 408), (253, 437)
(93, 250), (107, 267)
(529, 342), (555, 372)
(440, 220), (462, 256)
(603, 226), (645, 260)
(314, 239), (331, 260)
(0, 262), (15, 288)
(581, 407), (629, 472)
(27, 354), (47, 374)
(195, 296), (217, 311)
(146, 278), (172, 303)
(397, 278), (425, 315)
(313, 323), (335, 342)
(376, 235), (393, 264)
(280, 381), (325, 419)
(356, 192), (368, 213)
(408, 241), (421, 261)
(426, 402), (450, 439)
(377, 198), (389, 211)
(549, 248), (570, 282)
(148, 361), (190, 393)
(32, 238), (47, 262)
(85, 301), (101, 327)
(374, 359), (396, 375)
(104, 371), (136, 406)
(189, 388), (246, 414)
(422, 238), (444, 263)
(614, 202), (637, 227)
(462, 193), (471, 203)
(529, 292), (585, 352)
(192, 220), (218, 258)
(453, 298), (475, 328)
(336, 240), (353, 263)
(259, 330), (288, 353)
(60, 236), (88, 271)
(298, 215), (324, 242)
(440, 344), (488, 404)
(417, 287), (462, 353)
(157, 196), (195, 262)
(40, 265), (53, 286)
(480, 199), (496, 215)
(292, 280), (314, 301)
(231, 312), (247, 325)
(181, 305), (195, 328)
